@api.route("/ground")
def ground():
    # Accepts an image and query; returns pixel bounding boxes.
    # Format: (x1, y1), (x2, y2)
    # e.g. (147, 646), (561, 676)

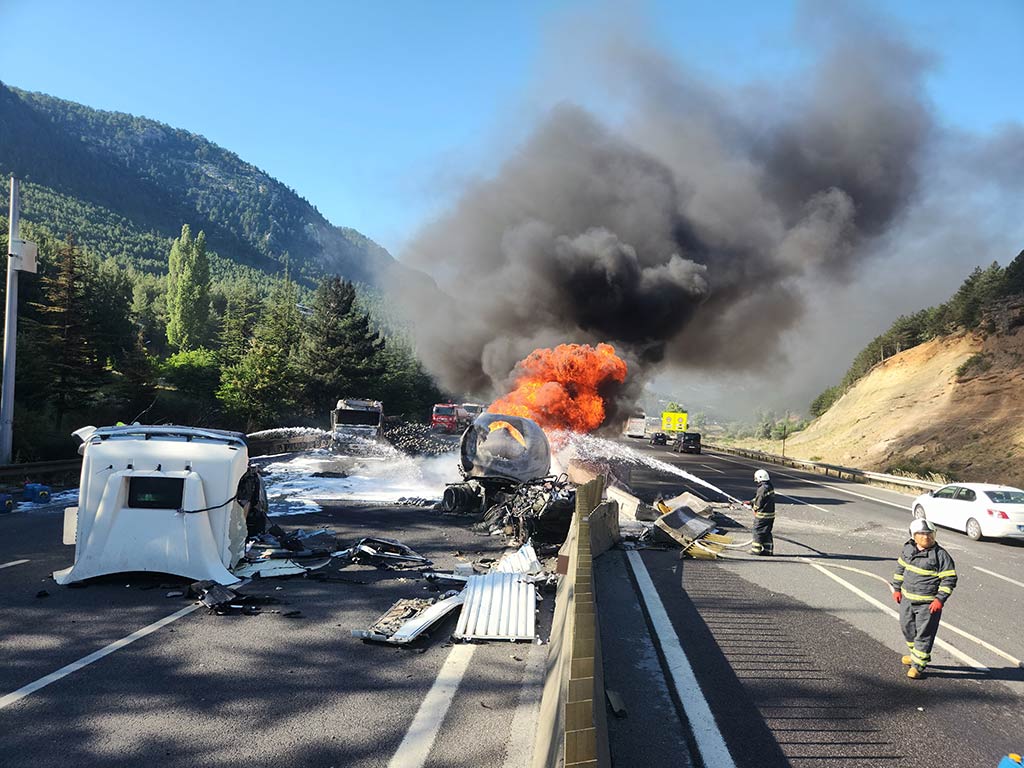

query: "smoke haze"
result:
(388, 3), (1024, 416)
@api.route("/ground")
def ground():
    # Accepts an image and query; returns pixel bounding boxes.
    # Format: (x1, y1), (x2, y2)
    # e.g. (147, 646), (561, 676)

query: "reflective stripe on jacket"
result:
(891, 540), (957, 604)
(752, 481), (775, 519)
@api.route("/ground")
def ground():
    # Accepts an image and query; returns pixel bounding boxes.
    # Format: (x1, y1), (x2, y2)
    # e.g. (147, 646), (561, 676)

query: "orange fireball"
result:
(488, 343), (627, 433)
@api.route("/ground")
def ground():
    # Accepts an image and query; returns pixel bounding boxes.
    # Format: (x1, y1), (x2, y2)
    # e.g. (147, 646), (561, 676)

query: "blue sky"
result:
(1, 0), (1021, 256)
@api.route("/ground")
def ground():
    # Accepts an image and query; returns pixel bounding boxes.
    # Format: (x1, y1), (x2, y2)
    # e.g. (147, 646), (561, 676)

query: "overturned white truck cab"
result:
(55, 425), (254, 586)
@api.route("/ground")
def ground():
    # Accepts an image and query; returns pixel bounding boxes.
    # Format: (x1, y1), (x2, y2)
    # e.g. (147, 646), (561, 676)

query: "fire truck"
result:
(431, 403), (460, 433)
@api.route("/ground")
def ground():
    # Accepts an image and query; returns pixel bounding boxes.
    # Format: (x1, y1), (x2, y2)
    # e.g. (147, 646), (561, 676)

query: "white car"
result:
(911, 483), (1024, 541)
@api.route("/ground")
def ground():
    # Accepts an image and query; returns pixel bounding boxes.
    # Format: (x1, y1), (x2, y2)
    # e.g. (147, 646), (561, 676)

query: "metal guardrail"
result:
(0, 458), (82, 480)
(703, 443), (944, 492)
(0, 430), (322, 479)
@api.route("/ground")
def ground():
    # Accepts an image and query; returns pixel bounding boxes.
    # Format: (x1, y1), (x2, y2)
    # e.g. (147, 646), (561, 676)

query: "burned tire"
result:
(966, 517), (983, 541)
(913, 505), (927, 520)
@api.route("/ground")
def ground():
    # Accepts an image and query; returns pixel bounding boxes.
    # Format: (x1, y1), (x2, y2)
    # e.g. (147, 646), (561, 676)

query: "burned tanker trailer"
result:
(440, 413), (573, 545)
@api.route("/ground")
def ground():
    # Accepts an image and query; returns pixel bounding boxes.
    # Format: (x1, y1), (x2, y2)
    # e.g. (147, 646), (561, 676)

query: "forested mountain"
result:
(0, 81), (394, 284)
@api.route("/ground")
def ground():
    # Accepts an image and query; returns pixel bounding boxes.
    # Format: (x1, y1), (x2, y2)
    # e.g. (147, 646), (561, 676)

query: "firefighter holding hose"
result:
(745, 469), (776, 556)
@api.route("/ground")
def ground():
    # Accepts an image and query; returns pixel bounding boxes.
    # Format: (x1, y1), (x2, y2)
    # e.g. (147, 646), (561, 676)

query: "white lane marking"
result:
(699, 464), (725, 474)
(809, 561), (1022, 665)
(777, 493), (831, 514)
(626, 550), (736, 768)
(801, 559), (997, 669)
(0, 603), (201, 710)
(0, 559), (30, 570)
(709, 452), (912, 510)
(388, 644), (475, 768)
(974, 566), (1024, 591)
(501, 640), (547, 768)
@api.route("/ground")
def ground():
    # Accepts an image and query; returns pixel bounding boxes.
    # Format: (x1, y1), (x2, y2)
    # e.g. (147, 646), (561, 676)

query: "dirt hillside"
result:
(767, 328), (1024, 486)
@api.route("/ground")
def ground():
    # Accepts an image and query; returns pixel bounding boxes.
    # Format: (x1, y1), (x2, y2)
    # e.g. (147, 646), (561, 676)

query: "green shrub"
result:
(161, 348), (221, 401)
(955, 353), (992, 381)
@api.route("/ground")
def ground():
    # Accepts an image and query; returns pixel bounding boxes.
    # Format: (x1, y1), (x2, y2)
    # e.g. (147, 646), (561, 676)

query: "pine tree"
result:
(217, 279), (263, 367)
(166, 224), (211, 351)
(297, 277), (385, 415)
(28, 236), (104, 427)
(131, 272), (169, 356)
(1001, 250), (1024, 297)
(217, 273), (302, 429)
(377, 336), (443, 420)
(90, 256), (135, 368)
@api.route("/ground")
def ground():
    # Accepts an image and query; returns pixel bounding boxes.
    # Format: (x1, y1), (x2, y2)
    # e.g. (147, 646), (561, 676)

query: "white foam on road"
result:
(262, 446), (461, 515)
(552, 432), (739, 502)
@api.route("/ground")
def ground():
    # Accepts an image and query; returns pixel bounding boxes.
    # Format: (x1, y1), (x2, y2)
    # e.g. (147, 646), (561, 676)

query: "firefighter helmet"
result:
(754, 469), (770, 483)
(909, 518), (937, 535)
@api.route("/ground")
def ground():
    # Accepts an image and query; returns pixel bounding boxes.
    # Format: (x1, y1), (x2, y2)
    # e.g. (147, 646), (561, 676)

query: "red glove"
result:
(892, 590), (902, 604)
(929, 598), (943, 614)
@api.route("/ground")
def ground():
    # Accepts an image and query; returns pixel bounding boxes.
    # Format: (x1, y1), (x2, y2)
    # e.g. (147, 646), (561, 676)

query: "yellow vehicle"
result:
(661, 411), (688, 433)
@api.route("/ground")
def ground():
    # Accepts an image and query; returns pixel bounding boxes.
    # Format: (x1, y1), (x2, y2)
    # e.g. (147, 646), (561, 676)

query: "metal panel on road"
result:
(454, 572), (535, 641)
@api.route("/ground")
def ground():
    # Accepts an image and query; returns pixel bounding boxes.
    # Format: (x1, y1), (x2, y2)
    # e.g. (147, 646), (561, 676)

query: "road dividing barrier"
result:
(531, 476), (611, 768)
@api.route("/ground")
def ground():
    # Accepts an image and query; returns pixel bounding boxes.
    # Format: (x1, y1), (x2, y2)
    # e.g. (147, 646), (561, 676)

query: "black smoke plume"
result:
(385, 6), (1015, 407)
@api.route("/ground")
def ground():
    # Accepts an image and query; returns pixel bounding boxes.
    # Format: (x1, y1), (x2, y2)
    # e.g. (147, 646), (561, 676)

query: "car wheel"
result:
(966, 518), (983, 541)
(695, 448), (701, 455)
(912, 505), (927, 520)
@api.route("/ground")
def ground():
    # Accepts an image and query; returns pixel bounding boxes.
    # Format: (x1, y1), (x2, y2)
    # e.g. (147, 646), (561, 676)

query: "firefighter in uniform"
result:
(891, 518), (957, 679)
(747, 469), (775, 556)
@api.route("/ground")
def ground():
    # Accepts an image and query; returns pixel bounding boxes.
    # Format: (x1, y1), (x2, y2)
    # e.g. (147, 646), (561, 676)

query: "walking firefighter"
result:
(745, 469), (776, 556)
(891, 518), (958, 679)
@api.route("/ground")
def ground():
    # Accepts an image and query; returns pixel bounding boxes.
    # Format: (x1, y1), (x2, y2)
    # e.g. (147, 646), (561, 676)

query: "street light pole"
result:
(1, 177), (38, 465)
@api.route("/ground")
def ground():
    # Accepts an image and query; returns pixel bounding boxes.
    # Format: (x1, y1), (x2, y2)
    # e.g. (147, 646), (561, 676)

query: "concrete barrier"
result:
(532, 476), (611, 768)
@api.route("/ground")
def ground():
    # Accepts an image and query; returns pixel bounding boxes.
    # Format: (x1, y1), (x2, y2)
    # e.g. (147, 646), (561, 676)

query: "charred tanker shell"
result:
(459, 413), (550, 484)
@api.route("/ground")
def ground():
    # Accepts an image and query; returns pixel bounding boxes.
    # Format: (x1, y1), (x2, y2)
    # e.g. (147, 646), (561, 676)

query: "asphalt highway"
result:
(598, 441), (1024, 767)
(4, 442), (1023, 768)
(0, 499), (553, 768)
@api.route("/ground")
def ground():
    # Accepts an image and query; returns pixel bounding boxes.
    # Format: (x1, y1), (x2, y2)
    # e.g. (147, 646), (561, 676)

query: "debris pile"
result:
(467, 476), (575, 545)
(353, 540), (551, 646)
(383, 422), (461, 456)
(234, 527), (435, 578)
(333, 537), (432, 568)
(352, 593), (464, 644)
(568, 459), (739, 558)
(436, 413), (574, 545)
(234, 525), (336, 578)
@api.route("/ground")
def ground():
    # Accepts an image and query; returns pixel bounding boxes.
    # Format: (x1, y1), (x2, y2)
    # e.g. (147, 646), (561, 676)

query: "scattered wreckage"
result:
(53, 424), (435, 588)
(50, 416), (743, 650)
(352, 540), (547, 645)
(55, 425), (259, 586)
(567, 460), (742, 559)
(438, 413), (575, 545)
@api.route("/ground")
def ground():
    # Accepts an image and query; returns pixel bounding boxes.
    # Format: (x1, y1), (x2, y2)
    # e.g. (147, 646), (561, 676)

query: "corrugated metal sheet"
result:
(495, 541), (542, 575)
(453, 572), (535, 641)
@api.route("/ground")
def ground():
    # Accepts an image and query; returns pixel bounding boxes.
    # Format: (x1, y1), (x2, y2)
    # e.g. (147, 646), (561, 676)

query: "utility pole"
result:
(1, 177), (38, 464)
